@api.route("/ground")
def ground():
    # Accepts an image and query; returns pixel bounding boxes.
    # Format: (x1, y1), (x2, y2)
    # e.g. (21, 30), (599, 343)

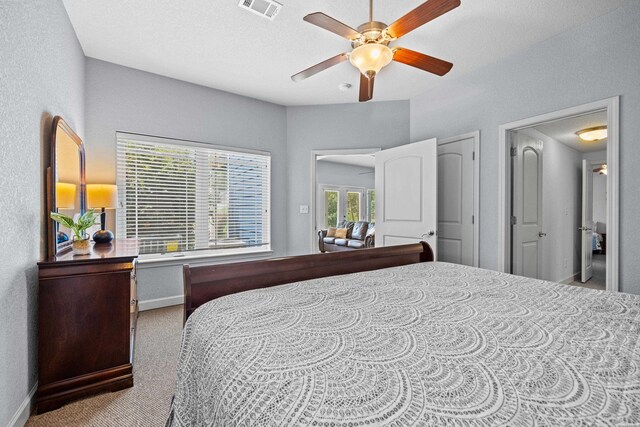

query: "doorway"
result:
(310, 149), (379, 252)
(310, 140), (440, 256)
(499, 97), (619, 291)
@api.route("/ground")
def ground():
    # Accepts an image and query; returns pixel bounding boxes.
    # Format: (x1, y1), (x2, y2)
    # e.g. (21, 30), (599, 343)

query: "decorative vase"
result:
(72, 235), (91, 256)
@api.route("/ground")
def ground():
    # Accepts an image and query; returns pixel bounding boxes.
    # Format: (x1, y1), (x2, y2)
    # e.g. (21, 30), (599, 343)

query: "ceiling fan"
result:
(594, 164), (608, 175)
(291, 0), (460, 102)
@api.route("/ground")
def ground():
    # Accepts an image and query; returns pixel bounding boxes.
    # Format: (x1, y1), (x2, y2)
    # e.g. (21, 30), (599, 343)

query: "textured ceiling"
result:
(63, 0), (624, 106)
(534, 111), (607, 153)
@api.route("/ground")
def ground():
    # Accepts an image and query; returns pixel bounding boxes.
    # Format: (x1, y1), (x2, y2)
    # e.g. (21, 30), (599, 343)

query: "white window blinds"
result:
(116, 133), (270, 256)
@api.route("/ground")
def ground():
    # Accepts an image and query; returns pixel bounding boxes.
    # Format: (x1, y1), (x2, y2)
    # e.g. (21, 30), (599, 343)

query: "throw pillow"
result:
(326, 227), (337, 237)
(335, 228), (348, 239)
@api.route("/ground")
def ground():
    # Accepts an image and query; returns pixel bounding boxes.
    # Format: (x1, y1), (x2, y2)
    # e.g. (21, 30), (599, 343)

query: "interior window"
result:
(116, 133), (271, 256)
(346, 191), (361, 222)
(324, 190), (339, 228)
(367, 189), (376, 223)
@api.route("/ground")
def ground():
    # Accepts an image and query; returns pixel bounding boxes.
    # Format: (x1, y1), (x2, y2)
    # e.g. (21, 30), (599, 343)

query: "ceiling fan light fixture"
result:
(576, 126), (607, 142)
(349, 43), (393, 76)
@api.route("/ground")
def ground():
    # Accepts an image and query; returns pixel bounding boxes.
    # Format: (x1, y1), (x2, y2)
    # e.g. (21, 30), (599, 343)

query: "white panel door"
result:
(512, 132), (543, 279)
(581, 159), (594, 283)
(437, 138), (474, 265)
(375, 139), (438, 257)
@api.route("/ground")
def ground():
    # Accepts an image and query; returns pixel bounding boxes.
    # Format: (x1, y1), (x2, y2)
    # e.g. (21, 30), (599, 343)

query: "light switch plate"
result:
(299, 205), (309, 214)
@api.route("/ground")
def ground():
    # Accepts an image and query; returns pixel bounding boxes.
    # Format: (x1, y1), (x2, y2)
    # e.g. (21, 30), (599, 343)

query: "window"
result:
(324, 190), (339, 228)
(366, 189), (376, 223)
(346, 191), (361, 222)
(116, 133), (270, 256)
(319, 185), (366, 228)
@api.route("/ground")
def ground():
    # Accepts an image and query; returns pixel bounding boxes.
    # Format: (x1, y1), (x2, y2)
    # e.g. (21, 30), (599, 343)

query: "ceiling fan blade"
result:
(359, 73), (374, 102)
(385, 0), (460, 39)
(303, 12), (362, 41)
(393, 48), (453, 76)
(291, 53), (349, 82)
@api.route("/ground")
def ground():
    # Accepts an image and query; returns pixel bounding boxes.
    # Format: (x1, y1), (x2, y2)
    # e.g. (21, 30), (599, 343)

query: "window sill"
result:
(137, 247), (274, 268)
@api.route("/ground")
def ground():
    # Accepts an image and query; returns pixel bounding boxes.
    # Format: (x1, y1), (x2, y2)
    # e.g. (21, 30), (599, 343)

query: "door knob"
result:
(421, 231), (436, 238)
(538, 232), (547, 237)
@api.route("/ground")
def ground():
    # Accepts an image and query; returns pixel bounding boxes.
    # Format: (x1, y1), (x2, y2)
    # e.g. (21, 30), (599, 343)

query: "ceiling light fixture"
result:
(576, 125), (607, 142)
(349, 43), (393, 80)
(593, 164), (608, 175)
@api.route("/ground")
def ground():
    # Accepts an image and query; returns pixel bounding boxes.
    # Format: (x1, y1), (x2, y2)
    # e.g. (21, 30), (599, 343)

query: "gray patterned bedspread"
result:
(168, 262), (640, 426)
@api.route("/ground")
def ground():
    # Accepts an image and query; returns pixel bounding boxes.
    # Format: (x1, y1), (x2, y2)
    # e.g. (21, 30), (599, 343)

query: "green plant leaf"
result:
(50, 212), (75, 229)
(77, 210), (100, 234)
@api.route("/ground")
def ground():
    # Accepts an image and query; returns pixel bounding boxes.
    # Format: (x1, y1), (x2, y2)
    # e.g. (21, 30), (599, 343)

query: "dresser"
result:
(37, 239), (139, 413)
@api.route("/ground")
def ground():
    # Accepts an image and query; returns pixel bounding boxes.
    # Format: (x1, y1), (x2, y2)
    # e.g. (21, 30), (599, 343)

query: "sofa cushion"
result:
(337, 221), (355, 238)
(326, 227), (337, 237)
(323, 237), (336, 244)
(347, 240), (365, 249)
(366, 223), (375, 237)
(351, 221), (369, 241)
(335, 228), (348, 239)
(334, 238), (348, 246)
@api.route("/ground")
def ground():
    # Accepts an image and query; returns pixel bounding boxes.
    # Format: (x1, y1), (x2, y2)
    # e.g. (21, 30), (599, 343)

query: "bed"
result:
(168, 243), (640, 426)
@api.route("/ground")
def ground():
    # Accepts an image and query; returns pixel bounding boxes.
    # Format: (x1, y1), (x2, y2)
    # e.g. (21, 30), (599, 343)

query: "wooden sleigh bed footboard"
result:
(183, 242), (434, 323)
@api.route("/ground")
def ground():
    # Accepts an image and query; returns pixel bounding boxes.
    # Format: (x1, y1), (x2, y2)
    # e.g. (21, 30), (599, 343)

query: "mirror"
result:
(47, 116), (86, 257)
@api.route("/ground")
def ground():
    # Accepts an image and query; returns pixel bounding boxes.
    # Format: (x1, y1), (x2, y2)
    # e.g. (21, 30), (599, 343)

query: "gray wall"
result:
(0, 1), (85, 424)
(316, 161), (375, 189)
(409, 1), (640, 293)
(84, 58), (287, 303)
(286, 101), (410, 255)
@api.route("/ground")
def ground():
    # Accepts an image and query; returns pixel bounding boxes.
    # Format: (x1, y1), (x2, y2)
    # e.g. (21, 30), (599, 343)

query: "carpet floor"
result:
(27, 305), (183, 427)
(568, 253), (606, 291)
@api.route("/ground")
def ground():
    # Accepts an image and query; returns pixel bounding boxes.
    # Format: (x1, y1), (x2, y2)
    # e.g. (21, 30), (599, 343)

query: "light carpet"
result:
(27, 305), (183, 427)
(569, 253), (606, 291)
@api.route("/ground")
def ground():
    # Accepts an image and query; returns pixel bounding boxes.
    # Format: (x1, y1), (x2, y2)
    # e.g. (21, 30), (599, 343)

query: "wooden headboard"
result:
(183, 242), (434, 323)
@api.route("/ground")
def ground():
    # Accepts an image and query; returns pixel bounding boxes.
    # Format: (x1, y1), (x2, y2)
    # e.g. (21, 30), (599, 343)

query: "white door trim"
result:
(498, 96), (619, 292)
(438, 131), (481, 267)
(310, 148), (381, 253)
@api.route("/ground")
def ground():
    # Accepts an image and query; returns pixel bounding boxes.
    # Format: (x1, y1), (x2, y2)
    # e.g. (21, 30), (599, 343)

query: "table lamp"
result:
(55, 182), (76, 209)
(87, 184), (118, 244)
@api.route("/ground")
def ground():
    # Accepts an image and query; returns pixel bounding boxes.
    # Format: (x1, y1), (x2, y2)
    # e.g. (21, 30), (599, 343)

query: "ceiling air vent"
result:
(238, 0), (282, 21)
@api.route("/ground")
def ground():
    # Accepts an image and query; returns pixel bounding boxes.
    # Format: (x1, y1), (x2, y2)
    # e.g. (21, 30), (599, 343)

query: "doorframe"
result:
(438, 131), (481, 267)
(498, 96), (619, 291)
(310, 148), (380, 253)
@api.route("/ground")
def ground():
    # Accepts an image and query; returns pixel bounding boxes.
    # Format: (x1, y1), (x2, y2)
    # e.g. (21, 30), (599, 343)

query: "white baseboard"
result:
(8, 383), (37, 427)
(559, 273), (581, 284)
(138, 295), (184, 311)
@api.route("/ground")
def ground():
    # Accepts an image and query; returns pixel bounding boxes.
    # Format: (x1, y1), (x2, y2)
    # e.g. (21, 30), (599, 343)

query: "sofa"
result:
(318, 221), (375, 252)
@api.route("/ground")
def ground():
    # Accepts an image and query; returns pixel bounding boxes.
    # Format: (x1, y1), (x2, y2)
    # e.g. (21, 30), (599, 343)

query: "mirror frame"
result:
(47, 116), (86, 258)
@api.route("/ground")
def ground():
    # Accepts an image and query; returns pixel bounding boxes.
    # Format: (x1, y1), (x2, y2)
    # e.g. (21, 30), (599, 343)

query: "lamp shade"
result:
(87, 184), (118, 209)
(56, 182), (76, 209)
(349, 43), (393, 76)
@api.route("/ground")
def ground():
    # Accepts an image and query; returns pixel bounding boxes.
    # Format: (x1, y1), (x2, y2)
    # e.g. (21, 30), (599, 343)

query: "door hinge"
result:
(472, 151), (475, 161)
(510, 147), (517, 156)
(472, 215), (475, 224)
(511, 215), (517, 225)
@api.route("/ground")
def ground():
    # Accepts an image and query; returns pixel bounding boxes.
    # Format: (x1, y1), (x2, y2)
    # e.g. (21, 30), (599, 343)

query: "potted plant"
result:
(50, 210), (100, 255)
